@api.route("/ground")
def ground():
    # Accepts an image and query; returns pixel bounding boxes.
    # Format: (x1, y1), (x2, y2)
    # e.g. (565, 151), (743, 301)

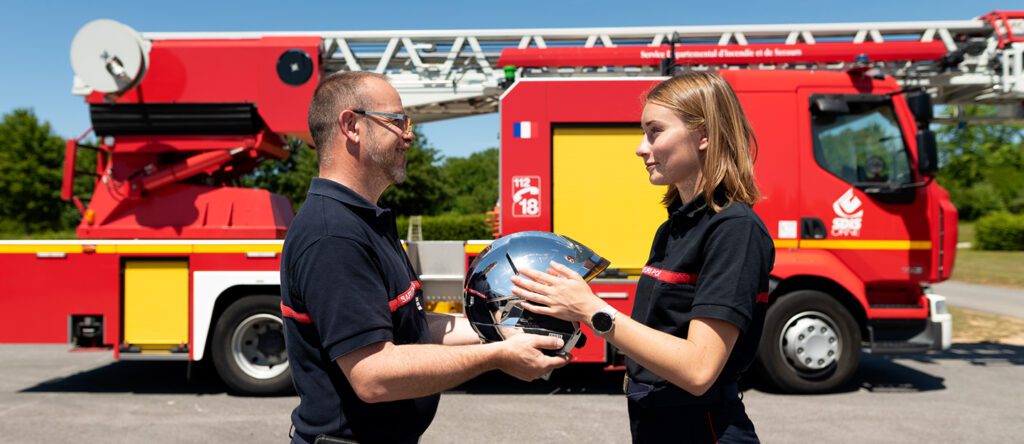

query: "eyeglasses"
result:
(353, 109), (414, 137)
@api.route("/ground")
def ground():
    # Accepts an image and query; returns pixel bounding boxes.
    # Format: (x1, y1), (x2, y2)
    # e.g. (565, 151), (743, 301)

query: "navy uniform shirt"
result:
(627, 190), (775, 406)
(281, 178), (437, 444)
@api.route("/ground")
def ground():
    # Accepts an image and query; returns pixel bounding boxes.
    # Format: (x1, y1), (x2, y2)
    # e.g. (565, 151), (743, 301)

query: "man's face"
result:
(361, 78), (414, 185)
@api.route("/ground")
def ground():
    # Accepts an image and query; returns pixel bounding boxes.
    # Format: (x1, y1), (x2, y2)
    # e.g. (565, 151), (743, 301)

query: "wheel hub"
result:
(231, 314), (289, 380)
(781, 312), (840, 372)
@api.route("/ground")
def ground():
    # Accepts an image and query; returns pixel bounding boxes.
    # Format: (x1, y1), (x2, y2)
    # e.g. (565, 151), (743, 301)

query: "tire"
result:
(211, 295), (292, 395)
(755, 290), (861, 393)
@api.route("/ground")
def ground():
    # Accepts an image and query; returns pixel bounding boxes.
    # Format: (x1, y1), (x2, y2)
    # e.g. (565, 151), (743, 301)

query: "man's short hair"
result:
(307, 71), (387, 167)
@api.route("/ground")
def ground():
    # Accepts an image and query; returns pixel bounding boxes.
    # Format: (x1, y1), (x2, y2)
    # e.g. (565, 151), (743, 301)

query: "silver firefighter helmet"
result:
(463, 231), (610, 355)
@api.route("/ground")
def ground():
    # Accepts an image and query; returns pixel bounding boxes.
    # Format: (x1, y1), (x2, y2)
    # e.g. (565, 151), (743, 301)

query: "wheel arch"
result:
(770, 275), (868, 340)
(769, 249), (871, 340)
(192, 271), (280, 361)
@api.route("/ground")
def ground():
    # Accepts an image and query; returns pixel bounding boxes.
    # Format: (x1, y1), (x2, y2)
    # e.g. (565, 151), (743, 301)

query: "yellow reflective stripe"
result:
(800, 240), (932, 250)
(774, 240), (799, 249)
(0, 244), (82, 254)
(115, 244), (194, 254)
(191, 244), (283, 253)
(465, 243), (489, 254)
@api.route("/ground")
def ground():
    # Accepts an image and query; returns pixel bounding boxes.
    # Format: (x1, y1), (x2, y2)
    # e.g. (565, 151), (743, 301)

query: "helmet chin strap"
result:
(557, 326), (582, 356)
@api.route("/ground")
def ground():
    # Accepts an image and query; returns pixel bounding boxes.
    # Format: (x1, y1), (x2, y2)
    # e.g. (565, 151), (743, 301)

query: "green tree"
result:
(936, 105), (1024, 220)
(0, 109), (93, 235)
(379, 129), (450, 216)
(440, 147), (498, 214)
(242, 137), (319, 213)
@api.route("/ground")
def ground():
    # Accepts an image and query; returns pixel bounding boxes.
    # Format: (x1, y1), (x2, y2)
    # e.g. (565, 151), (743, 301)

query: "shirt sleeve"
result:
(692, 215), (771, 333)
(295, 236), (394, 361)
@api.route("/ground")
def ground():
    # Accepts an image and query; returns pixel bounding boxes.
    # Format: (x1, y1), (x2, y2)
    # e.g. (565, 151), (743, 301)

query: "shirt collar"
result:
(669, 193), (708, 220)
(668, 186), (727, 220)
(307, 177), (391, 218)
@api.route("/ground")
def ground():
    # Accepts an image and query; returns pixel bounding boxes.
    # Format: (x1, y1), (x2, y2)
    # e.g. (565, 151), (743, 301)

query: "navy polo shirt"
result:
(627, 191), (775, 406)
(281, 178), (437, 444)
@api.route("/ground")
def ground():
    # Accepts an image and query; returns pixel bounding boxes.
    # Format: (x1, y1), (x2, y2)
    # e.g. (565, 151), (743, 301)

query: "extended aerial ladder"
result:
(74, 12), (1024, 122)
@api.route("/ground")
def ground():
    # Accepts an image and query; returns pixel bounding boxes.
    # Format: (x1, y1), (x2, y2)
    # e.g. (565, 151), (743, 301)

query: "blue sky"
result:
(0, 0), (1015, 159)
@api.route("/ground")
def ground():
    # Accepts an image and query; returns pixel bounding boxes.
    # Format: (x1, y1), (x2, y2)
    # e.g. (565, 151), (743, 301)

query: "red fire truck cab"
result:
(494, 72), (956, 392)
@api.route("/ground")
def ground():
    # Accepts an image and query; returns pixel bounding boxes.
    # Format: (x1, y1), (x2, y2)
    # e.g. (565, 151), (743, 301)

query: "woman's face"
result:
(637, 103), (707, 188)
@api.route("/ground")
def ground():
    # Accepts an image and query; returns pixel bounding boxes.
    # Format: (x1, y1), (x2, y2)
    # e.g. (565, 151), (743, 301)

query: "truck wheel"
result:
(211, 295), (292, 395)
(756, 290), (861, 393)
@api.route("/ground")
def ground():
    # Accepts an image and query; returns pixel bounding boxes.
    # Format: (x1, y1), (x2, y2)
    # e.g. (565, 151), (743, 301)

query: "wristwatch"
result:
(590, 305), (618, 336)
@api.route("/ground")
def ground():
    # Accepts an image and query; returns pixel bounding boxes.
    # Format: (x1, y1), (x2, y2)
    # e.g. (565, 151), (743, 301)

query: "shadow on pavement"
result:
(19, 360), (235, 395)
(21, 343), (1018, 397)
(854, 353), (946, 393)
(450, 364), (625, 395)
(902, 342), (1024, 366)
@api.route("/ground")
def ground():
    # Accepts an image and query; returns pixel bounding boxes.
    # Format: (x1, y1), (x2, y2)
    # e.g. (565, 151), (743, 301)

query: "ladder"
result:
(81, 12), (1024, 123)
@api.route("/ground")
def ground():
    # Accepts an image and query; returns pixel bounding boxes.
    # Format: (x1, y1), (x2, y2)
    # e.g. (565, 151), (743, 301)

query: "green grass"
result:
(958, 221), (975, 245)
(952, 248), (1024, 288)
(949, 306), (1024, 345)
(0, 230), (78, 240)
(952, 220), (1024, 289)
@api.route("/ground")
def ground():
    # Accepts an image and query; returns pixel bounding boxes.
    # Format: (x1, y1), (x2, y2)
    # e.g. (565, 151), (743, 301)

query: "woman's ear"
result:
(698, 132), (709, 152)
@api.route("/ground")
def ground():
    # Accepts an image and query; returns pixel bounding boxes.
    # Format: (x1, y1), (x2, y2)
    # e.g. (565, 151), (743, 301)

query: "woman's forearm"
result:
(599, 315), (739, 396)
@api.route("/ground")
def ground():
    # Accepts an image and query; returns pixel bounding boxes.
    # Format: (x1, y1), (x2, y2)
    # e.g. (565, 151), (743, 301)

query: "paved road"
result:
(1, 344), (1021, 443)
(933, 280), (1024, 318)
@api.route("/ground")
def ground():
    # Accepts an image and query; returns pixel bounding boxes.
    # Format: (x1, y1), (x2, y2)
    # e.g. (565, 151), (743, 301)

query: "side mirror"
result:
(905, 90), (934, 123)
(917, 128), (938, 176)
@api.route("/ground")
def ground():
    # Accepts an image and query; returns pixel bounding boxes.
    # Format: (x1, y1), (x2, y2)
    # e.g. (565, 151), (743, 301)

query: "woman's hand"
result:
(510, 261), (607, 324)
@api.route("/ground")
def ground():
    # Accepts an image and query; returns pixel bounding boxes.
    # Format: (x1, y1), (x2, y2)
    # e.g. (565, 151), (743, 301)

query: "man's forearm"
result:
(427, 312), (481, 345)
(340, 341), (503, 403)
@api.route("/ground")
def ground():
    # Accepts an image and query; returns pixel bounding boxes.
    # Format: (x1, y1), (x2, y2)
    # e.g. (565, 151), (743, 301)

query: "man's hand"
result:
(495, 333), (569, 381)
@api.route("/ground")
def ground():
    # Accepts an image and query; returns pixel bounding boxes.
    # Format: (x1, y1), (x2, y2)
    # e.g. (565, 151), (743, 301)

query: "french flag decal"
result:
(513, 121), (532, 139)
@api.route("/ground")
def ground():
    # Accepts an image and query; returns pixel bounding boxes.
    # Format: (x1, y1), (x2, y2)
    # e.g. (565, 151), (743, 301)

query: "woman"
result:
(511, 72), (775, 443)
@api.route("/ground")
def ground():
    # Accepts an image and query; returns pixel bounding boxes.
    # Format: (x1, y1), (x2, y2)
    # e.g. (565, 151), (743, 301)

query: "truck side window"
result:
(811, 98), (913, 187)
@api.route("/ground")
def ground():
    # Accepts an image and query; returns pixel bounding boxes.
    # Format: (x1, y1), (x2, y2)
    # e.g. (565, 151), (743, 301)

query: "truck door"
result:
(797, 90), (933, 303)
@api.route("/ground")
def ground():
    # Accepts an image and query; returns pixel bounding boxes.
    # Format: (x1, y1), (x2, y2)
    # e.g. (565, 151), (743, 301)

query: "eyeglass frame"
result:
(352, 109), (414, 136)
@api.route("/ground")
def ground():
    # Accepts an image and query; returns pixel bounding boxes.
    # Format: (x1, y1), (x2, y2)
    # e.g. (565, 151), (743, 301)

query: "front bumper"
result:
(867, 293), (953, 354)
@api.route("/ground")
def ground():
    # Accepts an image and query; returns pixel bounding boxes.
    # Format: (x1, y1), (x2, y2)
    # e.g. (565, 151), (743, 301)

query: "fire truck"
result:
(1, 12), (1022, 395)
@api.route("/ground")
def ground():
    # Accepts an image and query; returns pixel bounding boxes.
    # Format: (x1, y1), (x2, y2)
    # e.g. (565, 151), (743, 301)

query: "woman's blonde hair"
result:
(645, 71), (761, 212)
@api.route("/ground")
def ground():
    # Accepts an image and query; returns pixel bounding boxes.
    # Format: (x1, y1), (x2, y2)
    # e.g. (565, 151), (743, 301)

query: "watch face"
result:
(592, 312), (613, 332)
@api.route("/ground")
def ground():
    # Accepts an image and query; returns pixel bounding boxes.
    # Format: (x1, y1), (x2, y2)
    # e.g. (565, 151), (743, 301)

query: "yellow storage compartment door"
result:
(552, 126), (666, 274)
(123, 260), (189, 349)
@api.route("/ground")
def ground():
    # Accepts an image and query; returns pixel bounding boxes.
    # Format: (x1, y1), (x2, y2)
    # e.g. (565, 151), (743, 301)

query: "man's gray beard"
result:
(367, 137), (407, 184)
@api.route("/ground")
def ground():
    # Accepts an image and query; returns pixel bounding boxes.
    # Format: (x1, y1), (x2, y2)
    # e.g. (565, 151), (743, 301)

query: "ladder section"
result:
(118, 13), (1023, 120)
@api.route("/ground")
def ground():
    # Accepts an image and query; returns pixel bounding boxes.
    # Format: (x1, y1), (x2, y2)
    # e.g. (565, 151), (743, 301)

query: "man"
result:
(281, 71), (568, 444)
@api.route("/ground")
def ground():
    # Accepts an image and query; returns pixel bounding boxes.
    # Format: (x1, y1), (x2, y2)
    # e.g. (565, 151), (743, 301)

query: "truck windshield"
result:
(811, 98), (913, 188)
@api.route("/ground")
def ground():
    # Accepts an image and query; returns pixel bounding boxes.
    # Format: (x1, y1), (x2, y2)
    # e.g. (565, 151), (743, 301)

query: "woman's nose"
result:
(636, 137), (651, 157)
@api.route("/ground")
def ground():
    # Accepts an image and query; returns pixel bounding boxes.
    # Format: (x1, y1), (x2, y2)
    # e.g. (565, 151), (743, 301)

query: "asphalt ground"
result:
(1, 341), (1022, 443)
(934, 280), (1024, 318)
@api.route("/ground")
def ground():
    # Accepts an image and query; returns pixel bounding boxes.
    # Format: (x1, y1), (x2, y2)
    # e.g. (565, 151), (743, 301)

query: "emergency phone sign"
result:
(511, 176), (541, 218)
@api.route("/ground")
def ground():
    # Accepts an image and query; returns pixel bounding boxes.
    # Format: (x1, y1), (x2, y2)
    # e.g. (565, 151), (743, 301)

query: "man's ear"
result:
(339, 109), (360, 143)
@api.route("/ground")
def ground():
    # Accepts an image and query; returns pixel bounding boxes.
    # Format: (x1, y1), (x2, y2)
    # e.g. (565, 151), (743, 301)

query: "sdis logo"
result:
(831, 188), (863, 237)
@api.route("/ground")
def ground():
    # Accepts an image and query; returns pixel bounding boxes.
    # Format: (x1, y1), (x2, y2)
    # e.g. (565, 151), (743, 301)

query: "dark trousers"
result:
(628, 398), (760, 444)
